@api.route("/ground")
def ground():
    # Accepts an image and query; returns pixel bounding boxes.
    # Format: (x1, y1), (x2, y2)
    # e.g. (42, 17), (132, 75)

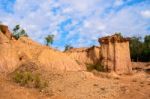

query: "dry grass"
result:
(13, 71), (48, 91)
(86, 63), (105, 72)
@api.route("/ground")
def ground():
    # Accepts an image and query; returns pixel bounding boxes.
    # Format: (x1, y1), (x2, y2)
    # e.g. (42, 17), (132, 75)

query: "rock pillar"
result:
(99, 34), (132, 74)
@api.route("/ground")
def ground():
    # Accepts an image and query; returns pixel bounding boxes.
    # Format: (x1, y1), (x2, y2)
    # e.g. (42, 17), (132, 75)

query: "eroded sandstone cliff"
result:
(0, 25), (82, 74)
(99, 34), (132, 74)
(65, 46), (101, 70)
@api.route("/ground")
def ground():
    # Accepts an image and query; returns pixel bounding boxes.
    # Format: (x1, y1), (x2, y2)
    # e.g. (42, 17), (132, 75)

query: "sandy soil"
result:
(0, 75), (49, 99)
(0, 71), (150, 99)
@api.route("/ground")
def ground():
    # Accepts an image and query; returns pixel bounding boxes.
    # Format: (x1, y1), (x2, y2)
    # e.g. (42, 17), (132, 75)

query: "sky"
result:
(0, 0), (150, 50)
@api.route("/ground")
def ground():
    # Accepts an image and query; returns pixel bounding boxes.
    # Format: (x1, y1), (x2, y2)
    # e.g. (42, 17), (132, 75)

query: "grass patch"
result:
(86, 63), (105, 72)
(13, 71), (48, 91)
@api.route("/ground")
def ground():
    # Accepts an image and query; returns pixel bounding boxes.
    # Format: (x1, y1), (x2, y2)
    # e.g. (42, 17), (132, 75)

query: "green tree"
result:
(141, 35), (150, 61)
(64, 44), (73, 51)
(129, 35), (150, 62)
(45, 34), (54, 46)
(12, 25), (28, 39)
(129, 36), (143, 62)
(144, 35), (150, 48)
(13, 25), (20, 32)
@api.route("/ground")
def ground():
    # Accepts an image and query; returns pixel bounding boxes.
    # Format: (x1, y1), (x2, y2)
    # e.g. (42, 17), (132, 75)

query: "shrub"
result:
(12, 25), (28, 40)
(13, 71), (48, 90)
(34, 74), (48, 90)
(45, 34), (54, 46)
(13, 71), (32, 85)
(86, 63), (105, 72)
(64, 44), (73, 51)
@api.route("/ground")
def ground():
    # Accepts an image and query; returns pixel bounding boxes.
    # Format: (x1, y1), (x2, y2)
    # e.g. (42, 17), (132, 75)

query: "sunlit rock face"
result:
(0, 25), (12, 40)
(0, 25), (82, 74)
(65, 46), (101, 70)
(99, 34), (132, 74)
(0, 25), (132, 74)
(0, 25), (19, 74)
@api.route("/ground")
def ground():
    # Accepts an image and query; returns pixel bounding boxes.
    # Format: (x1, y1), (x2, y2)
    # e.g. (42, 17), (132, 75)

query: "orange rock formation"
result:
(65, 46), (101, 70)
(0, 25), (12, 39)
(98, 34), (132, 74)
(0, 25), (82, 74)
(0, 25), (133, 74)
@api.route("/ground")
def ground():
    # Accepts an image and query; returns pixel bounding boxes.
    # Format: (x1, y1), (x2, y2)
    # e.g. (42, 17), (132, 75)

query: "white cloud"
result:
(141, 10), (150, 18)
(114, 0), (124, 6)
(0, 0), (149, 49)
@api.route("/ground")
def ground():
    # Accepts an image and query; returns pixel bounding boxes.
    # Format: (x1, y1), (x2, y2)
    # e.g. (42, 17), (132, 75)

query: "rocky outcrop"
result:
(99, 34), (132, 74)
(0, 25), (20, 74)
(65, 46), (101, 70)
(0, 25), (81, 74)
(0, 25), (134, 75)
(0, 25), (12, 39)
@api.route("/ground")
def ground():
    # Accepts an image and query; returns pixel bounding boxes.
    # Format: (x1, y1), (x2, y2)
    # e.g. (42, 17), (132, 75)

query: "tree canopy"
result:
(12, 25), (28, 39)
(64, 44), (73, 51)
(45, 34), (54, 46)
(130, 35), (150, 62)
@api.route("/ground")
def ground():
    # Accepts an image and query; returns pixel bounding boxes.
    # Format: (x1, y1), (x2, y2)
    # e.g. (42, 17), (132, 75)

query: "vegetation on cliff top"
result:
(45, 34), (54, 46)
(64, 44), (73, 51)
(12, 25), (28, 39)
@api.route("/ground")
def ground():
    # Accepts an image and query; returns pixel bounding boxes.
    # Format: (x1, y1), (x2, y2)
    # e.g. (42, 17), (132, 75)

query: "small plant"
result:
(12, 25), (28, 39)
(86, 63), (105, 72)
(13, 71), (48, 90)
(45, 34), (54, 46)
(64, 44), (73, 51)
(13, 71), (33, 86)
(34, 74), (48, 90)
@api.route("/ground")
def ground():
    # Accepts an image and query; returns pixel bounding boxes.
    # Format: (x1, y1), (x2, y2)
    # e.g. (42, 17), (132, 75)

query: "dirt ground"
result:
(0, 71), (150, 99)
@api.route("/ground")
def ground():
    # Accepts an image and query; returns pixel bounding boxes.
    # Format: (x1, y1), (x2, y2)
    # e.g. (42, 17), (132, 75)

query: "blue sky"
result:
(0, 0), (150, 50)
